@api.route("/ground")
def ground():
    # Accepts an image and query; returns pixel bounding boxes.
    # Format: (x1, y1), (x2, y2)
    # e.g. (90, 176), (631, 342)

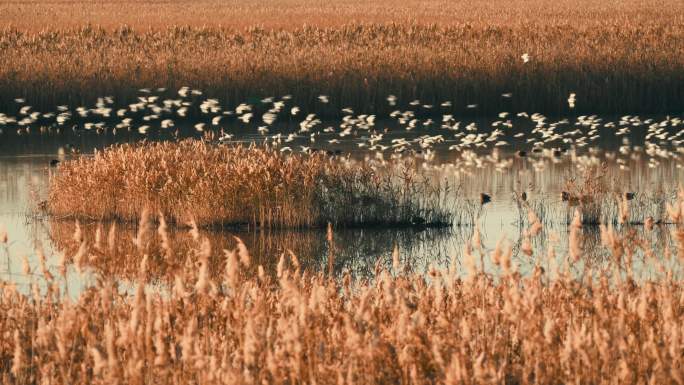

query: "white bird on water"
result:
(238, 113), (253, 123)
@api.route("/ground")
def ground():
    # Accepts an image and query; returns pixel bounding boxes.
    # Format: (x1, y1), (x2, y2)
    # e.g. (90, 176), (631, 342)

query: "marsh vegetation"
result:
(1, 0), (684, 383)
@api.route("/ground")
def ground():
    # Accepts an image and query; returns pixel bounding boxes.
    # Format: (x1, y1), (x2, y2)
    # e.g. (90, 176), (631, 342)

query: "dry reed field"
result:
(0, 0), (682, 115)
(3, 204), (684, 384)
(47, 140), (453, 228)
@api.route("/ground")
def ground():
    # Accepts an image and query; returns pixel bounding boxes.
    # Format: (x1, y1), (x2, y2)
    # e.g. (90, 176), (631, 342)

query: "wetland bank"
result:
(2, 0), (684, 384)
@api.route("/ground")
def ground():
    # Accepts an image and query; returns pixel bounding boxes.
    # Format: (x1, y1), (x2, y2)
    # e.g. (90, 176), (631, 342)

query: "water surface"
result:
(1, 113), (683, 295)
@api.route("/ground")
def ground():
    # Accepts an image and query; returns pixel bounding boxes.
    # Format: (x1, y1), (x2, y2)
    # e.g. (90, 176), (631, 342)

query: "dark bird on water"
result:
(480, 193), (491, 205)
(561, 191), (582, 206)
(561, 191), (570, 201)
(411, 216), (426, 226)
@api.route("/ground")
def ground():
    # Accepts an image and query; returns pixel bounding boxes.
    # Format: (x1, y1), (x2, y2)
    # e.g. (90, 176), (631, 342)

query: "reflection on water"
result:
(1, 119), (684, 296)
(46, 218), (459, 281)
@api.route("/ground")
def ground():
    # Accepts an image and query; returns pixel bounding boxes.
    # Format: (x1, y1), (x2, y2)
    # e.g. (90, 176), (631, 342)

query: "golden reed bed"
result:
(3, 208), (684, 384)
(47, 140), (453, 228)
(0, 0), (682, 115)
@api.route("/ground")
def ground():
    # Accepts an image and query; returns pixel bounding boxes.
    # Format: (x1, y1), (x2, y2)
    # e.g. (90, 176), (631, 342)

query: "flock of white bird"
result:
(1, 86), (683, 179)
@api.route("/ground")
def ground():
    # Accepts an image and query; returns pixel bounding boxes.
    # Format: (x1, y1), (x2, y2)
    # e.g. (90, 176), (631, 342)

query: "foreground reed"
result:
(47, 140), (453, 228)
(4, 205), (684, 384)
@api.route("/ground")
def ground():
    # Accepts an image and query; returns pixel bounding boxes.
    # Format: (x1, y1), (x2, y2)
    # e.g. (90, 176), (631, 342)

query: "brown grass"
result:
(4, 202), (684, 384)
(0, 0), (682, 115)
(46, 140), (453, 228)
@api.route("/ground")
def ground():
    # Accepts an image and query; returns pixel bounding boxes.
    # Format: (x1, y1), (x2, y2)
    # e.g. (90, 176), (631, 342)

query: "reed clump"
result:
(560, 164), (610, 225)
(3, 205), (684, 384)
(47, 140), (452, 228)
(557, 164), (676, 226)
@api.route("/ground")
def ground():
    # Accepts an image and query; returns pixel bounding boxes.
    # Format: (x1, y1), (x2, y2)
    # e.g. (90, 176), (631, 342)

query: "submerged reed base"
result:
(47, 140), (453, 229)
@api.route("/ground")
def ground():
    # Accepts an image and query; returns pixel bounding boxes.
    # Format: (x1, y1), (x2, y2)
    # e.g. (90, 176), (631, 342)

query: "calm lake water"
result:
(1, 114), (683, 295)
